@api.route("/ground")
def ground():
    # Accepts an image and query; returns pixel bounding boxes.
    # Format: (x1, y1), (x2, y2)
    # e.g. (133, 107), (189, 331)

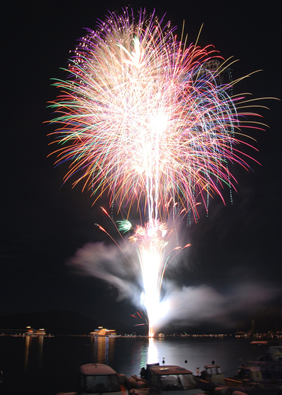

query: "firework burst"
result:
(48, 8), (267, 336)
(48, 9), (264, 219)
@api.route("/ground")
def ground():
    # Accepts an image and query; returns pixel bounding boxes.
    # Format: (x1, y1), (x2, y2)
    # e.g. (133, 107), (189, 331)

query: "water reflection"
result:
(90, 337), (115, 364)
(139, 342), (148, 370)
(38, 335), (44, 367)
(1, 335), (272, 395)
(24, 335), (31, 369)
(24, 335), (44, 370)
(147, 338), (159, 364)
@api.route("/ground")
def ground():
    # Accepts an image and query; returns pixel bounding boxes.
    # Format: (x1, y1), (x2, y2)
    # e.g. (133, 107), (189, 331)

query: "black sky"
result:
(1, 0), (281, 330)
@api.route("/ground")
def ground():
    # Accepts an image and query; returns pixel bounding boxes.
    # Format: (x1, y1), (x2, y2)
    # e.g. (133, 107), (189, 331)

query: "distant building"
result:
(26, 326), (46, 336)
(235, 331), (248, 338)
(90, 326), (117, 337)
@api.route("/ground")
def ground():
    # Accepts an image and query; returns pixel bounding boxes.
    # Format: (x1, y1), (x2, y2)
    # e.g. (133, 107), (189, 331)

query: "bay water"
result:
(0, 335), (270, 395)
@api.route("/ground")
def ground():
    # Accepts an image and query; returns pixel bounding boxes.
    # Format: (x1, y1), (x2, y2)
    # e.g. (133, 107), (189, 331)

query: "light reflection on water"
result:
(108, 337), (270, 379)
(88, 337), (159, 371)
(0, 335), (272, 395)
(90, 336), (115, 365)
(24, 335), (31, 369)
(19, 335), (269, 377)
(66, 336), (268, 379)
(38, 335), (44, 367)
(147, 337), (159, 364)
(24, 335), (44, 370)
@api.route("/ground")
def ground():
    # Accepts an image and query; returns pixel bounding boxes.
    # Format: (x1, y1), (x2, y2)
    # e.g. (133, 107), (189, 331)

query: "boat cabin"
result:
(234, 365), (263, 382)
(199, 364), (225, 385)
(145, 364), (204, 395)
(224, 365), (264, 387)
(77, 363), (124, 395)
(266, 346), (282, 362)
(249, 359), (282, 380)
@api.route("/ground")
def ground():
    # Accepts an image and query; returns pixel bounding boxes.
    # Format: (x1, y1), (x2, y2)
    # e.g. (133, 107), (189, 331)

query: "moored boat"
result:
(57, 363), (128, 395)
(195, 362), (282, 395)
(129, 363), (206, 395)
(194, 363), (225, 391)
(247, 345), (282, 382)
(261, 346), (282, 362)
(224, 364), (282, 395)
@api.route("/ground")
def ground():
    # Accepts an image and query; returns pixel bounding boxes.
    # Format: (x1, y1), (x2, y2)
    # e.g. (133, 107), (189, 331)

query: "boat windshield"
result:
(207, 367), (222, 375)
(81, 374), (120, 393)
(160, 374), (197, 390)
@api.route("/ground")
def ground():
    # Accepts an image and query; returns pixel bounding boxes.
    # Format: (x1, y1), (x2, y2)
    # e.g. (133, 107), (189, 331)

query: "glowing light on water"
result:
(147, 337), (159, 364)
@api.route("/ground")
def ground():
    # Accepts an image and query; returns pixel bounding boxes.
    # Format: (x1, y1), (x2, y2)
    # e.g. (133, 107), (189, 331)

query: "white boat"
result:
(196, 362), (282, 395)
(26, 327), (46, 336)
(57, 363), (128, 395)
(268, 346), (282, 362)
(258, 346), (282, 362)
(129, 363), (205, 395)
(194, 363), (225, 391)
(248, 345), (282, 381)
(90, 327), (118, 337)
(224, 364), (282, 394)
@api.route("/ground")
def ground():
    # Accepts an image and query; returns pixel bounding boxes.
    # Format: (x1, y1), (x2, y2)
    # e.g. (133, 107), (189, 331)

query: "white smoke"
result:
(68, 241), (142, 306)
(152, 281), (281, 332)
(68, 241), (281, 331)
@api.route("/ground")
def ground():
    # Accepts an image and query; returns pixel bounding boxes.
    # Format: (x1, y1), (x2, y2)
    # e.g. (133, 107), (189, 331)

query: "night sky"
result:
(2, 0), (281, 331)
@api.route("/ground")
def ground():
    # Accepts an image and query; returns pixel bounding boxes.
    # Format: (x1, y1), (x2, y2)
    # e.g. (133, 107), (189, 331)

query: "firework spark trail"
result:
(129, 220), (169, 336)
(48, 9), (266, 336)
